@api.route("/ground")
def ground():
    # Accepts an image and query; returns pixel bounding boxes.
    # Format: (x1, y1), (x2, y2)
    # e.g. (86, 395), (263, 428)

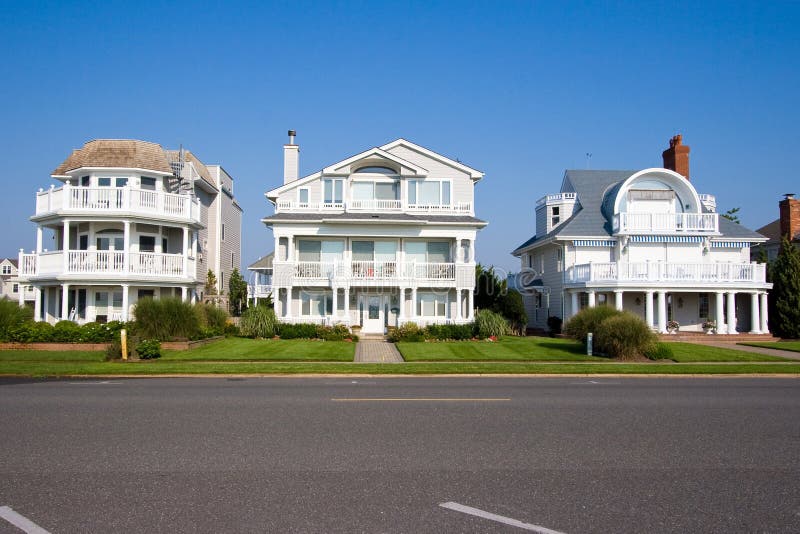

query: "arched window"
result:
(353, 166), (397, 175)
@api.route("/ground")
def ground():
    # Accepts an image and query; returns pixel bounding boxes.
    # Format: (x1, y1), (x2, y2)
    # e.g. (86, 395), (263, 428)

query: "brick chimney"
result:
(779, 193), (800, 242)
(662, 134), (690, 180)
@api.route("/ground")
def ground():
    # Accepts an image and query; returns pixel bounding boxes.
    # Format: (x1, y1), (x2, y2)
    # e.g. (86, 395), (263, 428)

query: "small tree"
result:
(721, 207), (741, 224)
(228, 268), (248, 316)
(770, 236), (800, 338)
(474, 264), (506, 311)
(205, 269), (218, 296)
(497, 289), (527, 335)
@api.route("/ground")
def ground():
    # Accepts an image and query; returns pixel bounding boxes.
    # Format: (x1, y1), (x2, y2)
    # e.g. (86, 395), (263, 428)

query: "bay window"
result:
(417, 292), (448, 317)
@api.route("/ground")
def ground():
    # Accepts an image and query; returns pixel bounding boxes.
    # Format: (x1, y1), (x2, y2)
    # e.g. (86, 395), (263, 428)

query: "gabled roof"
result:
(52, 139), (173, 176)
(323, 147), (428, 175)
(380, 138), (484, 180)
(248, 252), (273, 271)
(0, 258), (18, 268)
(755, 219), (780, 243)
(512, 169), (766, 254)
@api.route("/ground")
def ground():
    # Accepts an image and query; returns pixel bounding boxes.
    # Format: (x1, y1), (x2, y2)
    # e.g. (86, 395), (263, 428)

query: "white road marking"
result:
(0, 506), (51, 534)
(67, 381), (121, 385)
(439, 502), (566, 533)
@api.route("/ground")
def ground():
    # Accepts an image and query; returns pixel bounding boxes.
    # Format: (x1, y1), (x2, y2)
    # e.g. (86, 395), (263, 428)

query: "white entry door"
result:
(362, 295), (385, 334)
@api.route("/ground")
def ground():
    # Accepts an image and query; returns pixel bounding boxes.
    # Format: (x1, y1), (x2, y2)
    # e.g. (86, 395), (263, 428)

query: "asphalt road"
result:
(1, 377), (799, 533)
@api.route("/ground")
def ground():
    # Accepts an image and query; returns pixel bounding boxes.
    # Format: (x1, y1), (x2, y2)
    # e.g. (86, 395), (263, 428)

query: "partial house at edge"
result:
(0, 258), (35, 305)
(261, 131), (486, 335)
(750, 193), (800, 262)
(512, 135), (771, 335)
(17, 139), (242, 324)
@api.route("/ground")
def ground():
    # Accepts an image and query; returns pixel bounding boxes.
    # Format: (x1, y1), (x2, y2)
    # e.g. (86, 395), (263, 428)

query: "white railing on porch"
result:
(18, 251), (190, 278)
(35, 185), (201, 222)
(280, 260), (458, 281)
(613, 212), (718, 234)
(568, 262), (766, 284)
(248, 284), (273, 298)
(348, 199), (402, 211)
(274, 199), (473, 215)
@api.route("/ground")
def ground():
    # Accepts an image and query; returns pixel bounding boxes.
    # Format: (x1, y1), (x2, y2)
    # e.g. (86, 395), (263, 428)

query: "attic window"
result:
(354, 166), (397, 175)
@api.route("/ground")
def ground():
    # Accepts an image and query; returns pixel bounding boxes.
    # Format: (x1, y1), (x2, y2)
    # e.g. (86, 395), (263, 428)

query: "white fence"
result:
(19, 251), (190, 278)
(568, 262), (766, 284)
(614, 212), (718, 233)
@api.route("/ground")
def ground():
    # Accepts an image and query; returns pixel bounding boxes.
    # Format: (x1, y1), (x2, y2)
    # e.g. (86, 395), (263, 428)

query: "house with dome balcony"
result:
(17, 139), (242, 323)
(261, 132), (486, 335)
(512, 135), (771, 335)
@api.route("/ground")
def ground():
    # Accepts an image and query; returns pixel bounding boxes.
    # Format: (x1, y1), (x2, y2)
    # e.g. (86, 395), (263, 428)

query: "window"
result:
(539, 254), (544, 274)
(162, 238), (168, 253)
(80, 176), (91, 187)
(351, 181), (399, 201)
(137, 289), (155, 300)
(298, 240), (322, 262)
(98, 177), (111, 187)
(597, 294), (608, 306)
(535, 293), (542, 308)
(417, 292), (447, 317)
(12, 283), (19, 293)
(112, 292), (123, 308)
(115, 178), (128, 188)
(298, 188), (309, 205)
(95, 291), (108, 307)
(408, 180), (451, 206)
(79, 235), (89, 250)
(551, 206), (560, 226)
(698, 293), (709, 319)
(527, 254), (533, 269)
(221, 224), (225, 241)
(323, 179), (343, 204)
(301, 291), (333, 316)
(140, 177), (157, 190)
(405, 241), (450, 263)
(231, 252), (235, 268)
(556, 248), (563, 271)
(1, 265), (11, 275)
(579, 293), (589, 310)
(139, 236), (156, 253)
(354, 166), (397, 175)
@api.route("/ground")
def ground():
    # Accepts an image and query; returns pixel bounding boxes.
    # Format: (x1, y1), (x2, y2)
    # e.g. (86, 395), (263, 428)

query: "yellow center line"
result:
(331, 398), (511, 402)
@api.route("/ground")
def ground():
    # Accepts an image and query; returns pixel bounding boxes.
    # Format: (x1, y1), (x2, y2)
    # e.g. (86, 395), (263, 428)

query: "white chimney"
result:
(283, 129), (299, 184)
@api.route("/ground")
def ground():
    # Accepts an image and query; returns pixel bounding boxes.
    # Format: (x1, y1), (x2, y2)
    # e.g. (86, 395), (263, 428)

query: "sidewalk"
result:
(354, 340), (404, 363)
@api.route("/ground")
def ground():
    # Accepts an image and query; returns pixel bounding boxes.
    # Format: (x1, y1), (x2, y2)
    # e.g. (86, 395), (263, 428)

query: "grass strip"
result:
(740, 341), (800, 353)
(162, 337), (355, 362)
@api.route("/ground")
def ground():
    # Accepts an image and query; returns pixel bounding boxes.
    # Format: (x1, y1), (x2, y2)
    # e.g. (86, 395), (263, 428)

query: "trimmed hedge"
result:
(6, 320), (125, 343)
(275, 323), (357, 341)
(0, 299), (33, 341)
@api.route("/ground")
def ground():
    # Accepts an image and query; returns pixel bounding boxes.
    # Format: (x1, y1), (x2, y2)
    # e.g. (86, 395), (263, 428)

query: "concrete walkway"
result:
(354, 340), (404, 363)
(697, 341), (800, 361)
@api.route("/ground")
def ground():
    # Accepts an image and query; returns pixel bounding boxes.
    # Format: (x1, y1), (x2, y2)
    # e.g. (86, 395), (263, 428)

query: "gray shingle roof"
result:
(261, 212), (486, 225)
(248, 253), (273, 271)
(513, 169), (766, 253)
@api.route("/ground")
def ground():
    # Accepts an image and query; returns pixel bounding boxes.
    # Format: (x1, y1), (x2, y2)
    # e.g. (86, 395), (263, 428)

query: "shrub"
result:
(0, 299), (33, 341)
(563, 306), (623, 347)
(52, 320), (81, 342)
(387, 322), (425, 342)
(644, 342), (675, 361)
(239, 306), (278, 338)
(195, 303), (228, 336)
(9, 321), (54, 343)
(135, 339), (161, 360)
(547, 316), (563, 335)
(133, 297), (200, 341)
(317, 323), (353, 341)
(594, 312), (658, 360)
(224, 322), (240, 336)
(106, 339), (122, 361)
(79, 322), (114, 343)
(497, 289), (527, 335)
(425, 323), (474, 340)
(475, 309), (510, 339)
(278, 323), (318, 339)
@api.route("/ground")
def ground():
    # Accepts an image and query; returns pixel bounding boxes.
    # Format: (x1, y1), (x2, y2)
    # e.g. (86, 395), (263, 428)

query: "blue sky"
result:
(1, 1), (798, 276)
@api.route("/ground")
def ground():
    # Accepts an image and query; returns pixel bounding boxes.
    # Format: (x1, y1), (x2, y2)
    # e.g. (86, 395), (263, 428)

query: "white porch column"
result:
(750, 292), (761, 334)
(467, 289), (474, 320)
(398, 287), (406, 321)
(411, 287), (417, 319)
(715, 291), (725, 334)
(36, 226), (43, 254)
(657, 291), (667, 333)
(43, 287), (49, 323)
(182, 226), (189, 277)
(332, 287), (339, 318)
(587, 290), (596, 308)
(181, 286), (188, 302)
(286, 286), (293, 319)
(61, 283), (70, 320)
(760, 292), (769, 334)
(121, 284), (130, 321)
(456, 289), (463, 321)
(287, 236), (294, 262)
(273, 287), (281, 316)
(614, 290), (623, 311)
(344, 287), (350, 322)
(123, 220), (131, 273)
(570, 291), (579, 318)
(34, 287), (41, 321)
(62, 220), (70, 272)
(726, 291), (738, 334)
(645, 290), (654, 329)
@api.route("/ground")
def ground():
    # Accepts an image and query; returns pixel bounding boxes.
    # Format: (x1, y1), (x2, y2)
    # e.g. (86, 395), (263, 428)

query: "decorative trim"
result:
(572, 240), (616, 247)
(629, 235), (703, 243)
(711, 241), (751, 248)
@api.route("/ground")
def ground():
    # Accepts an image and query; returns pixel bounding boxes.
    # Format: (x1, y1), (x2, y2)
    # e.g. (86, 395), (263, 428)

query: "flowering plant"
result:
(667, 320), (680, 331)
(702, 320), (716, 331)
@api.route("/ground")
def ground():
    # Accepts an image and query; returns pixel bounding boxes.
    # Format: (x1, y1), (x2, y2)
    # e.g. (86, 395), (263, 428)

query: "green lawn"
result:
(667, 342), (790, 362)
(740, 341), (800, 353)
(162, 337), (355, 362)
(397, 336), (604, 361)
(396, 337), (788, 363)
(0, 350), (106, 362)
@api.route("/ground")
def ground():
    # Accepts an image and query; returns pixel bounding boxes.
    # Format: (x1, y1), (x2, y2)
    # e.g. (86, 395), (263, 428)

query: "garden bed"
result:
(0, 342), (110, 351)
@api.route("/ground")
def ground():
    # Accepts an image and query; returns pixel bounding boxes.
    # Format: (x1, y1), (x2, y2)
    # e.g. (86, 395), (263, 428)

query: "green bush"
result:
(317, 323), (353, 341)
(78, 322), (113, 343)
(547, 316), (563, 335)
(425, 323), (474, 340)
(595, 312), (658, 360)
(278, 323), (319, 339)
(135, 339), (161, 360)
(239, 306), (278, 338)
(133, 297), (200, 341)
(475, 309), (510, 339)
(563, 306), (622, 346)
(52, 320), (81, 342)
(194, 303), (228, 336)
(387, 322), (426, 342)
(223, 323), (240, 336)
(8, 321), (54, 343)
(644, 342), (675, 361)
(106, 339), (122, 360)
(0, 299), (33, 341)
(497, 289), (527, 334)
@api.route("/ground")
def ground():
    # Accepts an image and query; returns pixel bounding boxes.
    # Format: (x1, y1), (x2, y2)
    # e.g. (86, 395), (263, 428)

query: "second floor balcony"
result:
(275, 199), (473, 215)
(19, 250), (196, 280)
(34, 184), (201, 224)
(613, 212), (718, 234)
(567, 261), (767, 286)
(273, 260), (474, 287)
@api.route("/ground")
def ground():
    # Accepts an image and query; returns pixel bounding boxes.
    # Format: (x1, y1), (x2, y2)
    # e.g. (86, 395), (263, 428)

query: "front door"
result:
(362, 294), (385, 334)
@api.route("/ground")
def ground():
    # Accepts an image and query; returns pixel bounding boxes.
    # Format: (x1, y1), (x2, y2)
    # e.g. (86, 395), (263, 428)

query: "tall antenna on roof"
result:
(585, 153), (592, 169)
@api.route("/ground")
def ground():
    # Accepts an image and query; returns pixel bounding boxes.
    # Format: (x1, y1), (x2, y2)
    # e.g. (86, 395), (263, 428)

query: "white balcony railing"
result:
(613, 212), (718, 234)
(536, 192), (577, 208)
(248, 284), (273, 298)
(275, 261), (459, 282)
(18, 251), (192, 278)
(275, 199), (473, 215)
(35, 185), (201, 222)
(567, 262), (766, 284)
